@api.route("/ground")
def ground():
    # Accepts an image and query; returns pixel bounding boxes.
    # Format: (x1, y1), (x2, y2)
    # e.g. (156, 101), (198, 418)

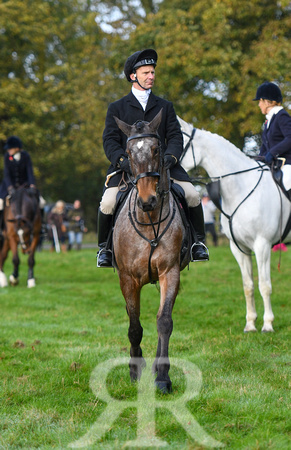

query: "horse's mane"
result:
(178, 116), (248, 160)
(198, 128), (243, 154)
(134, 120), (148, 133)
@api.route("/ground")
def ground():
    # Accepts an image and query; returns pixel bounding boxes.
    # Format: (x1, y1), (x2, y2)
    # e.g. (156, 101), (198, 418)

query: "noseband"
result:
(127, 133), (161, 184)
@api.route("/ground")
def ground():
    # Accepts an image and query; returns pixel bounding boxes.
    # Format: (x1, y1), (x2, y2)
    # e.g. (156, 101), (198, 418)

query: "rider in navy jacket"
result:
(97, 49), (209, 267)
(253, 82), (291, 196)
(0, 136), (36, 197)
(260, 109), (291, 165)
(0, 136), (39, 235)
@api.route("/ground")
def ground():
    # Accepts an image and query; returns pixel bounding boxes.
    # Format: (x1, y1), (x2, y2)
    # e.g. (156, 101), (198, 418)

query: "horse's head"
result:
(115, 109), (164, 212)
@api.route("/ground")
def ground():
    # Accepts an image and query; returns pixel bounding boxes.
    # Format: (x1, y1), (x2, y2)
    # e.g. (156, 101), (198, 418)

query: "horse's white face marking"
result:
(137, 141), (144, 149)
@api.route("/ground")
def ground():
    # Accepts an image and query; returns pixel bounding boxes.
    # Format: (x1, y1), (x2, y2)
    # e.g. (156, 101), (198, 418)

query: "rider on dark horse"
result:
(0, 136), (45, 237)
(97, 48), (209, 267)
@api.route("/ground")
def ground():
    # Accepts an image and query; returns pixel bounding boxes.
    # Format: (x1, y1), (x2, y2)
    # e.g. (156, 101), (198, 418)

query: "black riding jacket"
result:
(102, 91), (191, 187)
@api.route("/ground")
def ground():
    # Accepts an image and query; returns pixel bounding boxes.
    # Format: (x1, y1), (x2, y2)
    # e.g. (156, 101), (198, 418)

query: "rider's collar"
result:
(132, 86), (151, 110)
(266, 106), (283, 128)
(13, 151), (21, 161)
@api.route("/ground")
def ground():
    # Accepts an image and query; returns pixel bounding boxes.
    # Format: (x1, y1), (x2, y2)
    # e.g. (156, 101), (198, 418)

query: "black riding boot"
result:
(189, 204), (209, 261)
(97, 209), (113, 267)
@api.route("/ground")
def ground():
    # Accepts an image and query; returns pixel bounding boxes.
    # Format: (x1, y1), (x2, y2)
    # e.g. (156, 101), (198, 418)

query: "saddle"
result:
(271, 160), (291, 201)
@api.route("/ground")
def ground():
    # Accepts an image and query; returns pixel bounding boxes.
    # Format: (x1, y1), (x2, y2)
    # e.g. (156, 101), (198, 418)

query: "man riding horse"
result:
(0, 136), (45, 237)
(97, 48), (209, 267)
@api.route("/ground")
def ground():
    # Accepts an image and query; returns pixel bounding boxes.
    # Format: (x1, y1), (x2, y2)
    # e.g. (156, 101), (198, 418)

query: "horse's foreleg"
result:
(119, 274), (145, 382)
(9, 240), (20, 286)
(27, 235), (39, 288)
(230, 242), (257, 332)
(153, 267), (180, 393)
(254, 241), (274, 332)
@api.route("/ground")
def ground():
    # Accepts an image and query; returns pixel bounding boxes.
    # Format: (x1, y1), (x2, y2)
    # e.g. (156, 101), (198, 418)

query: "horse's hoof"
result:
(9, 275), (19, 286)
(27, 278), (36, 288)
(129, 357), (146, 381)
(261, 325), (274, 333)
(244, 324), (257, 333)
(155, 380), (172, 394)
(0, 272), (8, 288)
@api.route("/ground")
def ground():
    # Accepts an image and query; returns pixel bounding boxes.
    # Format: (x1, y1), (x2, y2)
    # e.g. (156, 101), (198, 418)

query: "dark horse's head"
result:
(7, 187), (39, 253)
(114, 109), (165, 212)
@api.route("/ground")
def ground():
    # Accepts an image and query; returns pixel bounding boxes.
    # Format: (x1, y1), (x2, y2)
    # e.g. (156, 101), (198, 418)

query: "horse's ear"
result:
(149, 108), (163, 132)
(114, 116), (132, 137)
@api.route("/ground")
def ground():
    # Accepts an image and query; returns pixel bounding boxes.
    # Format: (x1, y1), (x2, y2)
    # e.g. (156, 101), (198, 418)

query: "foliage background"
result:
(1, 0), (291, 228)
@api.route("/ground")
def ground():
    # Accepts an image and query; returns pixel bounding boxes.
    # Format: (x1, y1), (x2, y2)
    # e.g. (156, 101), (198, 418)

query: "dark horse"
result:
(0, 186), (41, 288)
(113, 109), (191, 393)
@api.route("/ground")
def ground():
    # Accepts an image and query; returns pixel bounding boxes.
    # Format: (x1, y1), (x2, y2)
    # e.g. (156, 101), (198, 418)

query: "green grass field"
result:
(0, 243), (290, 449)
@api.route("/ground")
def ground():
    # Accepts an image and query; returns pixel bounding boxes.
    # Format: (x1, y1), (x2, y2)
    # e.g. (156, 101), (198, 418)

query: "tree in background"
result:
(109, 0), (291, 148)
(0, 0), (290, 229)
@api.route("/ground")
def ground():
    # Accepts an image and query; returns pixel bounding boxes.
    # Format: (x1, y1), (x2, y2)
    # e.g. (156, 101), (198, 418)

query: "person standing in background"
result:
(67, 199), (87, 250)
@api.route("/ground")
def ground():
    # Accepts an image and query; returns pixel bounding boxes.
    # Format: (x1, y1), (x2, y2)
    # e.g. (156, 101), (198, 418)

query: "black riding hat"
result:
(253, 82), (283, 103)
(4, 136), (23, 150)
(124, 49), (158, 82)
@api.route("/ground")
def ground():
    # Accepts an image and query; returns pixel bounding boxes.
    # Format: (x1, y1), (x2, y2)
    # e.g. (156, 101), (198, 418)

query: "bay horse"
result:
(113, 110), (191, 393)
(0, 186), (41, 288)
(178, 116), (291, 333)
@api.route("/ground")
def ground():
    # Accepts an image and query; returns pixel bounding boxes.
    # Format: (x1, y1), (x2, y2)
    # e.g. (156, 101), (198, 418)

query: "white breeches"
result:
(100, 179), (200, 215)
(282, 164), (291, 191)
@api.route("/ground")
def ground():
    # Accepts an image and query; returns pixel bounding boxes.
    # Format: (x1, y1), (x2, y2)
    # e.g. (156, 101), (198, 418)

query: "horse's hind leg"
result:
(152, 267), (180, 394)
(120, 274), (146, 382)
(230, 241), (257, 332)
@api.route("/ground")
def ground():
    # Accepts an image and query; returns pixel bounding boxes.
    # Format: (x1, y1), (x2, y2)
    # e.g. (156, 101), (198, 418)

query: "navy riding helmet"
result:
(124, 49), (158, 82)
(4, 136), (23, 150)
(253, 82), (283, 103)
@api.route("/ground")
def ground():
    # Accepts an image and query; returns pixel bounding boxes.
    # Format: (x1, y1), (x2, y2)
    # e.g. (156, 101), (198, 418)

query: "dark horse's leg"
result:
(9, 238), (20, 285)
(152, 267), (180, 393)
(27, 230), (40, 288)
(119, 273), (146, 382)
(27, 212), (41, 288)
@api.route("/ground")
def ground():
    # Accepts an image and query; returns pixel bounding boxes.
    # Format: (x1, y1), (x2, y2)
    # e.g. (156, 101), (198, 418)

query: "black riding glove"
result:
(27, 186), (38, 196)
(118, 156), (131, 174)
(8, 186), (16, 196)
(265, 152), (274, 165)
(164, 154), (177, 170)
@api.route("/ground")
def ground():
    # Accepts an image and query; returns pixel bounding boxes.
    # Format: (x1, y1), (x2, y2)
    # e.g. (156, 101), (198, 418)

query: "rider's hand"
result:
(265, 152), (274, 164)
(164, 154), (177, 170)
(118, 156), (131, 174)
(28, 186), (37, 195)
(8, 185), (16, 196)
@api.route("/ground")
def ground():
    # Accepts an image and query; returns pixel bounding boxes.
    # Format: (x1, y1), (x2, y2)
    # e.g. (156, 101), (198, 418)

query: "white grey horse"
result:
(178, 116), (291, 332)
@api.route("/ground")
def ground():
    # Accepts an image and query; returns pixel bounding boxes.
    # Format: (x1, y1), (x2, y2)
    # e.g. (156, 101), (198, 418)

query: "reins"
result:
(126, 131), (176, 284)
(128, 189), (176, 284)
